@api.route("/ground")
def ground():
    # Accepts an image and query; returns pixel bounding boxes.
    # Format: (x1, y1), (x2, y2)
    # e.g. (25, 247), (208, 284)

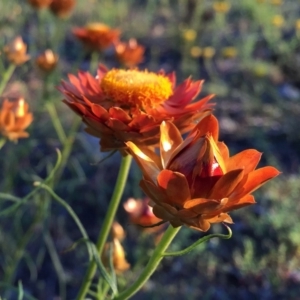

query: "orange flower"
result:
(49, 0), (75, 18)
(3, 36), (30, 66)
(27, 0), (52, 9)
(0, 98), (33, 141)
(59, 66), (213, 153)
(73, 23), (120, 51)
(126, 115), (280, 232)
(124, 198), (163, 228)
(115, 39), (145, 67)
(36, 49), (59, 72)
(102, 238), (130, 274)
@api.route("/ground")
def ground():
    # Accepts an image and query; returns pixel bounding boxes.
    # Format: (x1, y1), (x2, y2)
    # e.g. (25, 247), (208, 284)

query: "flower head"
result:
(126, 115), (280, 232)
(212, 2), (231, 13)
(59, 65), (214, 153)
(115, 39), (145, 67)
(73, 23), (120, 51)
(3, 36), (30, 66)
(102, 238), (130, 274)
(0, 98), (33, 141)
(124, 197), (163, 229)
(27, 0), (52, 9)
(49, 0), (75, 18)
(36, 49), (59, 72)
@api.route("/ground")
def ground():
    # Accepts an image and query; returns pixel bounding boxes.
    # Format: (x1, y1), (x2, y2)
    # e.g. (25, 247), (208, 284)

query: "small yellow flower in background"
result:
(202, 47), (216, 59)
(272, 15), (284, 28)
(221, 47), (238, 58)
(49, 0), (75, 18)
(115, 39), (145, 68)
(0, 98), (33, 141)
(35, 49), (59, 72)
(252, 63), (269, 77)
(3, 36), (30, 66)
(182, 29), (197, 42)
(190, 46), (202, 58)
(73, 23), (120, 52)
(213, 1), (231, 13)
(27, 0), (52, 9)
(270, 0), (282, 5)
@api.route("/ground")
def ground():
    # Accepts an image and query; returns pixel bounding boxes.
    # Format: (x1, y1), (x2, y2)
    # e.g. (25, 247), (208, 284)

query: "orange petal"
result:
(217, 141), (229, 160)
(157, 170), (191, 207)
(160, 121), (183, 168)
(224, 194), (256, 213)
(176, 208), (199, 218)
(230, 166), (280, 200)
(126, 141), (160, 182)
(192, 114), (219, 141)
(205, 213), (233, 224)
(209, 169), (244, 199)
(226, 149), (262, 175)
(183, 198), (221, 214)
(140, 179), (168, 205)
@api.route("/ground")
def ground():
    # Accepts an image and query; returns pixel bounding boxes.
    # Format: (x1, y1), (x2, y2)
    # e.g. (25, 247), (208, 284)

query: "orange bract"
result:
(115, 39), (145, 67)
(0, 99), (33, 141)
(59, 65), (214, 153)
(126, 115), (280, 232)
(73, 23), (120, 51)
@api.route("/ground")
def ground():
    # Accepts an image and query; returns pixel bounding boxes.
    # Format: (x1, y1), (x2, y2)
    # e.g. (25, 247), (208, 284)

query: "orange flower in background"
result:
(102, 238), (130, 274)
(0, 98), (33, 141)
(126, 115), (280, 232)
(59, 65), (213, 153)
(124, 198), (163, 228)
(3, 36), (30, 66)
(36, 49), (59, 72)
(115, 39), (145, 68)
(73, 23), (120, 51)
(49, 0), (75, 18)
(27, 0), (52, 9)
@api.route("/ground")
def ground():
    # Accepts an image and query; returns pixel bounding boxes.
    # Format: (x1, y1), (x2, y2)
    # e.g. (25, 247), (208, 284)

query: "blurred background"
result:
(0, 0), (300, 299)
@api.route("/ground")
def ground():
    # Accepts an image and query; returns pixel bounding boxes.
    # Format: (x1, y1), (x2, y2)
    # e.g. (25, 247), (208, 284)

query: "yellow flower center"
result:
(86, 23), (110, 33)
(100, 69), (173, 109)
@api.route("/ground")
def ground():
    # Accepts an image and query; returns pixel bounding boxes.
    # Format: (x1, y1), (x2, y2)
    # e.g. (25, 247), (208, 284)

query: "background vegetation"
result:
(0, 0), (299, 299)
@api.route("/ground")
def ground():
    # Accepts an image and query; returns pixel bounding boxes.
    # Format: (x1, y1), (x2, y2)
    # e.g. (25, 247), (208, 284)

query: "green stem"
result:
(0, 64), (16, 96)
(76, 154), (132, 300)
(113, 225), (181, 300)
(45, 101), (67, 144)
(0, 138), (6, 150)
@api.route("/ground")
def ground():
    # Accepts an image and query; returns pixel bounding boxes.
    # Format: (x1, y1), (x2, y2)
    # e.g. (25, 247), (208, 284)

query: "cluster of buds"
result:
(0, 98), (33, 142)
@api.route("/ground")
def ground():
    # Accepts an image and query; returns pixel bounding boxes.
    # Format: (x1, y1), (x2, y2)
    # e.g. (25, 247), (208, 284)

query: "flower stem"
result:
(76, 154), (132, 300)
(0, 64), (16, 96)
(113, 225), (181, 300)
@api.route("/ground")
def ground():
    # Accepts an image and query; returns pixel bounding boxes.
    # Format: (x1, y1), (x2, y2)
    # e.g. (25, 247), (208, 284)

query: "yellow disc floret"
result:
(100, 69), (173, 109)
